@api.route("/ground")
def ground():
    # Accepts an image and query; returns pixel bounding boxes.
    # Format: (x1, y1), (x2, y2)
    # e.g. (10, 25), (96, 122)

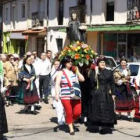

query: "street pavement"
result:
(4, 97), (140, 140)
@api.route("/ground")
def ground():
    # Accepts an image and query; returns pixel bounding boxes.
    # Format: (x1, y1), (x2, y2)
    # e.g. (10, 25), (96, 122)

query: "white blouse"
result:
(25, 64), (31, 73)
(120, 68), (128, 77)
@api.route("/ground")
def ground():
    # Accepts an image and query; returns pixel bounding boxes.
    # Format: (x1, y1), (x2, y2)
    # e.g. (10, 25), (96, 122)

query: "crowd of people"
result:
(0, 51), (140, 138)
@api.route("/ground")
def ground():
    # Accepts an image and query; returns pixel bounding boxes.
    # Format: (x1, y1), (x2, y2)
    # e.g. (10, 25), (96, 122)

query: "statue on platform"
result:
(67, 10), (87, 43)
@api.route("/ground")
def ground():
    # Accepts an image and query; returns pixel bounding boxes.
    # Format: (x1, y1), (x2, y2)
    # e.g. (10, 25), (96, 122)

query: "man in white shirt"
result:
(39, 52), (51, 103)
(32, 51), (41, 63)
(30, 55), (41, 108)
(46, 50), (52, 60)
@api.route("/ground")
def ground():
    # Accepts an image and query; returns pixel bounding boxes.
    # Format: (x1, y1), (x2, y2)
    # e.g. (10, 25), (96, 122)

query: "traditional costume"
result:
(17, 64), (39, 105)
(113, 67), (135, 113)
(89, 57), (116, 132)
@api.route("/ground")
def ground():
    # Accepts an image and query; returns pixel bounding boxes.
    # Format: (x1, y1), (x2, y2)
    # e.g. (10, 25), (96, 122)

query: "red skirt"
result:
(134, 95), (140, 119)
(115, 84), (135, 112)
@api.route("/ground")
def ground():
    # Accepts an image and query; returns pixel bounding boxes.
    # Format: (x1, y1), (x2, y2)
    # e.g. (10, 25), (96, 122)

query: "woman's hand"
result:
(76, 67), (85, 82)
(126, 76), (130, 81)
(76, 67), (79, 74)
(23, 78), (30, 82)
(71, 65), (77, 73)
(26, 79), (31, 82)
(112, 95), (116, 101)
(122, 79), (129, 83)
(91, 64), (96, 70)
(30, 76), (35, 81)
(79, 25), (87, 30)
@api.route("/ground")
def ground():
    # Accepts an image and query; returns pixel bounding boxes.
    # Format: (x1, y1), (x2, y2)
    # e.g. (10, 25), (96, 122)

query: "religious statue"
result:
(67, 10), (87, 43)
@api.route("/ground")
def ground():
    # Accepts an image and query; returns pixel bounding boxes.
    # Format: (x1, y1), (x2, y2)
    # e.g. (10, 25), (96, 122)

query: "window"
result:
(78, 0), (86, 6)
(90, 0), (93, 23)
(58, 0), (63, 25)
(106, 0), (114, 21)
(77, 0), (86, 23)
(5, 7), (9, 21)
(105, 57), (117, 68)
(39, 0), (44, 26)
(129, 65), (139, 76)
(47, 0), (49, 25)
(12, 6), (16, 28)
(37, 38), (45, 57)
(118, 34), (127, 42)
(21, 3), (25, 18)
(127, 0), (140, 20)
(103, 34), (117, 59)
(18, 40), (25, 58)
(56, 39), (63, 51)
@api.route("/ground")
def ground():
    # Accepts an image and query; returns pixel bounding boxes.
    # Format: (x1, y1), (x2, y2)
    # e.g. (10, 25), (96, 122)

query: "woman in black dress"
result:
(0, 79), (8, 139)
(88, 56), (116, 134)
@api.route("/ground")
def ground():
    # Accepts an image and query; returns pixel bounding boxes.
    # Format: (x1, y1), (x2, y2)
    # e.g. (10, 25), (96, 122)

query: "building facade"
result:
(89, 0), (140, 62)
(2, 0), (140, 61)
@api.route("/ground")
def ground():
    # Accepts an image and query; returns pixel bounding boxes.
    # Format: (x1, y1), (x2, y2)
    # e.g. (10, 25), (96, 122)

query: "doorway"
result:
(117, 33), (127, 59)
(117, 43), (127, 59)
(37, 38), (45, 57)
(19, 40), (25, 57)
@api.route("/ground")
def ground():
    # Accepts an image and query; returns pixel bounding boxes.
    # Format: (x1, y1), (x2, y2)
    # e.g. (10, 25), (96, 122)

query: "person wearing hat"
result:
(18, 52), (32, 70)
(113, 58), (135, 121)
(3, 54), (18, 106)
(88, 55), (117, 134)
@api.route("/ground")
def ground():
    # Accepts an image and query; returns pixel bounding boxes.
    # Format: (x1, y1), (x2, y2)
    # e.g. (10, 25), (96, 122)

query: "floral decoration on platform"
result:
(59, 41), (97, 67)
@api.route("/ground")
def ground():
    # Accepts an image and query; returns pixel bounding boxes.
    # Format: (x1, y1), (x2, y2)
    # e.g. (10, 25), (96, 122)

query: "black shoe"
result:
(44, 99), (49, 104)
(59, 124), (66, 129)
(73, 124), (79, 132)
(31, 111), (37, 115)
(128, 117), (133, 122)
(99, 129), (104, 134)
(2, 136), (8, 140)
(70, 131), (75, 135)
(24, 109), (30, 114)
(118, 116), (122, 120)
(35, 106), (42, 110)
(45, 101), (49, 104)
(6, 104), (9, 107)
(54, 126), (59, 132)
(99, 128), (112, 135)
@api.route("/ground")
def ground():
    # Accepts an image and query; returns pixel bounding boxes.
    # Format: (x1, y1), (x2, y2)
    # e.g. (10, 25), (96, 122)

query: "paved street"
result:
(4, 97), (140, 140)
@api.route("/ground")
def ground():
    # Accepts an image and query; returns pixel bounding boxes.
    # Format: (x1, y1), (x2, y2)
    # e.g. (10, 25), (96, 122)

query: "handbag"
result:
(62, 70), (81, 99)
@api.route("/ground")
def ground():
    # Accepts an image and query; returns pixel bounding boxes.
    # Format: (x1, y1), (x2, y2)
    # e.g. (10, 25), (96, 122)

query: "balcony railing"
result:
(127, 0), (140, 21)
(32, 12), (44, 27)
(69, 5), (86, 23)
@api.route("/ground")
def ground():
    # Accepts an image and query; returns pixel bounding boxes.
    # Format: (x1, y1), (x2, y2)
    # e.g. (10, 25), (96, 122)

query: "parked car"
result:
(105, 56), (117, 70)
(128, 62), (140, 96)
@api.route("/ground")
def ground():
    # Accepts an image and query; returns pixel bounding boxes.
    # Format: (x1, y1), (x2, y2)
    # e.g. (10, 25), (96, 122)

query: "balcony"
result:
(69, 5), (86, 23)
(127, 0), (140, 21)
(32, 12), (44, 28)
